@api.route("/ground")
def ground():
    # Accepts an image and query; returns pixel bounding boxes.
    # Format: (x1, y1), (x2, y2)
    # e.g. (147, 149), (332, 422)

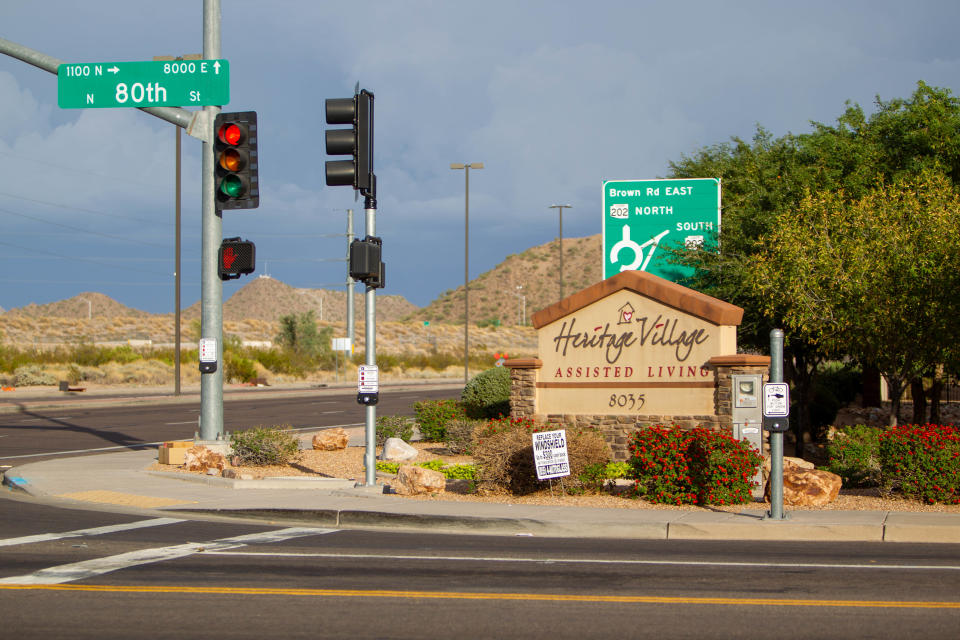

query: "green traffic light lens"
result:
(219, 175), (245, 198)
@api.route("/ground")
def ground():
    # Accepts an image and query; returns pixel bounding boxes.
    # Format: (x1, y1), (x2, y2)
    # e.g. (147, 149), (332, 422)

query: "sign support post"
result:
(363, 195), (378, 486)
(764, 329), (789, 520)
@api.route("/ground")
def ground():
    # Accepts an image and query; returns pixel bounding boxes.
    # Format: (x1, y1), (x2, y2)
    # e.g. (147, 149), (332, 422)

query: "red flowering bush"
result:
(628, 426), (696, 504)
(628, 425), (762, 506)
(879, 423), (960, 504)
(688, 428), (763, 505)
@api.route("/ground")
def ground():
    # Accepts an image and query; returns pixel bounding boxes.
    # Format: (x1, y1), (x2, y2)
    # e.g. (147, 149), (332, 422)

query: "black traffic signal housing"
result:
(219, 237), (256, 281)
(214, 111), (259, 210)
(349, 236), (385, 289)
(325, 90), (374, 197)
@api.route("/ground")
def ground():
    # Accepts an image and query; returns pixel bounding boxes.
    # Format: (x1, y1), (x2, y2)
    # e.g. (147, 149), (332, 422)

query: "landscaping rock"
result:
(393, 465), (446, 495)
(313, 428), (349, 451)
(183, 446), (226, 474)
(222, 468), (254, 480)
(380, 438), (418, 461)
(781, 468), (843, 506)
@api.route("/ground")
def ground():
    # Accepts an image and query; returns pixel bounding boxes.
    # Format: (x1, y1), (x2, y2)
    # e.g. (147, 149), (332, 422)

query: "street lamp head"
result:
(451, 162), (483, 170)
(549, 204), (572, 209)
(450, 163), (465, 170)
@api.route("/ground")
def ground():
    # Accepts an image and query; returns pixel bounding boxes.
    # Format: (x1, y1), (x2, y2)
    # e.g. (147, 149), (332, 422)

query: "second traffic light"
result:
(325, 90), (374, 197)
(214, 111), (259, 210)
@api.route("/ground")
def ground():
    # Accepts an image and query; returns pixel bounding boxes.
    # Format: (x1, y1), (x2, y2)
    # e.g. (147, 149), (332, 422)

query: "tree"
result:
(750, 173), (960, 425)
(275, 311), (333, 366)
(668, 128), (834, 451)
(669, 81), (960, 431)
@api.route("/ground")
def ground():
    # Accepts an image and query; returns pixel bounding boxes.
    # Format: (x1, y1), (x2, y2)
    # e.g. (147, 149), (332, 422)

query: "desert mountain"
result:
(408, 234), (602, 326)
(182, 276), (419, 323)
(4, 292), (152, 319)
(2, 234), (605, 329)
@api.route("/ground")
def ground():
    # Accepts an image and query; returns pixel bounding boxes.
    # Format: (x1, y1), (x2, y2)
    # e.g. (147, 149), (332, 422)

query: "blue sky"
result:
(2, 0), (959, 313)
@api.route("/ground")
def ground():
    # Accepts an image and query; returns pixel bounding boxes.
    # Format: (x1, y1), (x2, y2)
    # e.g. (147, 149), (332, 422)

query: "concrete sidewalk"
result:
(5, 434), (960, 544)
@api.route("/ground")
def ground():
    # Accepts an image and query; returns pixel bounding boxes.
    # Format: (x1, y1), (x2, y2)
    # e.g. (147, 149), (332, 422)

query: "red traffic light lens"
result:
(218, 123), (243, 146)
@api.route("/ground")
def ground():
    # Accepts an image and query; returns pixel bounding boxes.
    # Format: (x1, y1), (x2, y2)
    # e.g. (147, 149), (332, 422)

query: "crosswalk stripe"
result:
(0, 526), (334, 585)
(0, 517), (184, 548)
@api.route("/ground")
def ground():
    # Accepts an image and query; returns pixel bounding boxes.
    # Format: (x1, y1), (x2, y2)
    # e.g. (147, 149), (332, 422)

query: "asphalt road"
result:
(1, 493), (958, 639)
(0, 386), (460, 463)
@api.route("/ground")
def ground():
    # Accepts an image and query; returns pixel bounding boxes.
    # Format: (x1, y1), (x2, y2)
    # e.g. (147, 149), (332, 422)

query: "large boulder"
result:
(183, 446), (226, 475)
(313, 428), (349, 451)
(393, 465), (446, 496)
(781, 468), (842, 506)
(380, 437), (418, 461)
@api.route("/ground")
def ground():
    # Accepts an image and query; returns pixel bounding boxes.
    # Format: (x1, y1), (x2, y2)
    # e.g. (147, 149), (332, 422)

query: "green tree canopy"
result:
(750, 173), (960, 425)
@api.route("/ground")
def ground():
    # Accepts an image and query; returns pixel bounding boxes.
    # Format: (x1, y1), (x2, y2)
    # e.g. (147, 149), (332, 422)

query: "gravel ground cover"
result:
(151, 442), (960, 514)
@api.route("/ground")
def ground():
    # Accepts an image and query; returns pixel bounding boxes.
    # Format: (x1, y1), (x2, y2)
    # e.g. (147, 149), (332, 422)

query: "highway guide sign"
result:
(533, 430), (571, 480)
(602, 178), (720, 282)
(57, 59), (230, 108)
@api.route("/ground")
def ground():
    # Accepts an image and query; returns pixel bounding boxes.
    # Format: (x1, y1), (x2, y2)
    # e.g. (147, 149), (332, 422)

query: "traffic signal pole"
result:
(0, 3), (226, 442)
(198, 0), (224, 443)
(363, 197), (378, 487)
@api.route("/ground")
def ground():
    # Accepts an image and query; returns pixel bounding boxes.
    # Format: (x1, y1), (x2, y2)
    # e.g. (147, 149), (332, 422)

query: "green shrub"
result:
(376, 414), (414, 446)
(627, 425), (763, 506)
(230, 425), (301, 466)
(376, 461), (400, 474)
(375, 459), (478, 480)
(442, 463), (477, 480)
(413, 399), (466, 441)
(826, 425), (882, 487)
(472, 416), (611, 494)
(254, 348), (307, 377)
(445, 417), (485, 455)
(461, 366), (511, 419)
(224, 352), (258, 383)
(879, 424), (960, 504)
(578, 461), (633, 492)
(14, 365), (57, 386)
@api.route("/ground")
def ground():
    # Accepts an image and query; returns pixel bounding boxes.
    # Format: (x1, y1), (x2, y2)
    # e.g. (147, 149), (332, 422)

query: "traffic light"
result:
(325, 90), (374, 196)
(218, 237), (256, 280)
(214, 111), (259, 210)
(349, 236), (385, 289)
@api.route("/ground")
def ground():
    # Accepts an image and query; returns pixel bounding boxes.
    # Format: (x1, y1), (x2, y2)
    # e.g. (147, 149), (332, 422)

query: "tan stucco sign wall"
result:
(532, 271), (742, 416)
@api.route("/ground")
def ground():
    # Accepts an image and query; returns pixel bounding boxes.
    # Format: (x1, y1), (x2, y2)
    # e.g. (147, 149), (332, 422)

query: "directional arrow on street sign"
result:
(57, 59), (229, 108)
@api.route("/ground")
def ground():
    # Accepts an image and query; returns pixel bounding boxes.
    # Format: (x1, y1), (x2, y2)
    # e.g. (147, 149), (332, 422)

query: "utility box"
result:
(158, 441), (193, 465)
(731, 373), (765, 499)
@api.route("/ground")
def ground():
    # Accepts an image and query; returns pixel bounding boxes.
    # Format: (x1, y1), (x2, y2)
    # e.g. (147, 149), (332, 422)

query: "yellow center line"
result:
(0, 584), (958, 609)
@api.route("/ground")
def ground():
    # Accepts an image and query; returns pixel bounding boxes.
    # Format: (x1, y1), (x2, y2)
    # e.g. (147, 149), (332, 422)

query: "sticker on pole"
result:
(357, 364), (379, 393)
(763, 383), (790, 417)
(198, 338), (217, 363)
(533, 429), (571, 480)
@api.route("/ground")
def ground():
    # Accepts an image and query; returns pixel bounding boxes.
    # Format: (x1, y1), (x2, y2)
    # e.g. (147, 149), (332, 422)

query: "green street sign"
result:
(602, 178), (720, 282)
(57, 60), (229, 108)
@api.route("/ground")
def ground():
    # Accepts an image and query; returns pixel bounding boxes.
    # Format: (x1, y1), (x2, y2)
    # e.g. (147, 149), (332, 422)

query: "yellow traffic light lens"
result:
(218, 148), (244, 172)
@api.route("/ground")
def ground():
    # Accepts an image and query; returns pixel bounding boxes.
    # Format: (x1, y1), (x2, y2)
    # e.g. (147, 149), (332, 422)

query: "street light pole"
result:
(549, 204), (572, 301)
(154, 53), (201, 397)
(451, 162), (483, 385)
